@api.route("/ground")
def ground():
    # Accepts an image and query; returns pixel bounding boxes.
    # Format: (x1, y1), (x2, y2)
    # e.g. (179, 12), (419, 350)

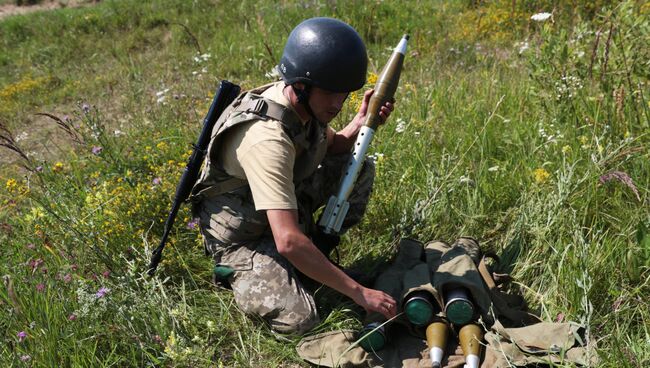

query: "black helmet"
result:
(279, 17), (367, 93)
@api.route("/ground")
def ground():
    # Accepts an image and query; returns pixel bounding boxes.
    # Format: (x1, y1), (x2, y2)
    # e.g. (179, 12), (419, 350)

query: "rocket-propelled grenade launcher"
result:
(319, 34), (409, 234)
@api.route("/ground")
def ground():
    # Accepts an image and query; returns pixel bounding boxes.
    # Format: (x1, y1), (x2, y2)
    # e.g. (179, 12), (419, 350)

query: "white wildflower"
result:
(459, 175), (475, 186)
(113, 129), (124, 137)
(488, 166), (500, 172)
(555, 75), (583, 101)
(15, 131), (28, 142)
(531, 12), (552, 22)
(201, 67), (207, 73)
(155, 88), (170, 97)
(265, 66), (281, 79)
(206, 320), (217, 332)
(395, 118), (406, 133)
(156, 96), (166, 104)
(516, 41), (529, 54)
(367, 152), (384, 164)
(192, 71), (199, 76)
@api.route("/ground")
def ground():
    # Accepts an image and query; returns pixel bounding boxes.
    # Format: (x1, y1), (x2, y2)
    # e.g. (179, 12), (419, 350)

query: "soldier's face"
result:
(309, 87), (349, 123)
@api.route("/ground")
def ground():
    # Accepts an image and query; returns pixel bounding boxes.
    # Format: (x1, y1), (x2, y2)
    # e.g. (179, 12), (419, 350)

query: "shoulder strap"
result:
(233, 92), (314, 150)
(190, 88), (306, 203)
(478, 255), (541, 327)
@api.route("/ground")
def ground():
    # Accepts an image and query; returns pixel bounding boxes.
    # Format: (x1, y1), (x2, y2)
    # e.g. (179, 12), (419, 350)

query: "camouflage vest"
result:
(190, 83), (329, 245)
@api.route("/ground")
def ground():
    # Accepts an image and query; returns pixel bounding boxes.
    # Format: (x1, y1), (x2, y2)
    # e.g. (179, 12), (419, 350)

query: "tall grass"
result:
(1, 0), (648, 366)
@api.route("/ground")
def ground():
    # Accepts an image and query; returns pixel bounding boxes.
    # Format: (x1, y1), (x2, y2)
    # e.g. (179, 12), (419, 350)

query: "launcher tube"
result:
(319, 34), (408, 234)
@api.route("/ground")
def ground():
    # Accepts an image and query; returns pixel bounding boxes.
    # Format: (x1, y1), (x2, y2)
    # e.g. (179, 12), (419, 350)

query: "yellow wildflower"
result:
(5, 179), (18, 193)
(561, 145), (572, 154)
(164, 331), (178, 359)
(533, 168), (551, 184)
(578, 136), (588, 145)
(53, 162), (64, 172)
(30, 207), (45, 218)
(0, 76), (49, 100)
(367, 72), (378, 85)
(347, 91), (359, 109)
(156, 141), (168, 150)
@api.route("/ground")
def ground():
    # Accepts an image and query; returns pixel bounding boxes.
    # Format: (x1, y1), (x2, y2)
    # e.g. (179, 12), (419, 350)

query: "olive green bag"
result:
(296, 237), (597, 367)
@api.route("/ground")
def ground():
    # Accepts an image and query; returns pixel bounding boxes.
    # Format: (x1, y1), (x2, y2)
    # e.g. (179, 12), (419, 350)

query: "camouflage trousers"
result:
(198, 154), (375, 334)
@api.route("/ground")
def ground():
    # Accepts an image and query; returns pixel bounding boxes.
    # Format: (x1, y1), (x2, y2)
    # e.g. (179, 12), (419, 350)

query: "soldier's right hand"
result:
(354, 287), (397, 319)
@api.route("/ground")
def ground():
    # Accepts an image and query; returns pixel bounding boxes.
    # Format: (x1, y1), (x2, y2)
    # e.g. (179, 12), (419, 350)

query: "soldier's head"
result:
(278, 17), (367, 123)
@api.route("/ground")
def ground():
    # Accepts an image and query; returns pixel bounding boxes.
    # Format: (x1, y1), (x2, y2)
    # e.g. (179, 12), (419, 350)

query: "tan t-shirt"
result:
(217, 82), (304, 210)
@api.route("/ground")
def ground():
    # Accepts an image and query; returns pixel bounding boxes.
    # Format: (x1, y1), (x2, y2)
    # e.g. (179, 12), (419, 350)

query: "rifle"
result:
(147, 80), (241, 275)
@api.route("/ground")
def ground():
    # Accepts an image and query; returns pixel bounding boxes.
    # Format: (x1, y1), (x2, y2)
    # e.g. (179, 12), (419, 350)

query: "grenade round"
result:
(357, 322), (387, 352)
(459, 324), (483, 368)
(425, 320), (448, 368)
(404, 290), (437, 326)
(319, 34), (409, 234)
(444, 287), (475, 325)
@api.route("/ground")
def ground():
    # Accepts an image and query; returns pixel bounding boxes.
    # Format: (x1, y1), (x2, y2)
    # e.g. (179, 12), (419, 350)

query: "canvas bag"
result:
(296, 237), (596, 367)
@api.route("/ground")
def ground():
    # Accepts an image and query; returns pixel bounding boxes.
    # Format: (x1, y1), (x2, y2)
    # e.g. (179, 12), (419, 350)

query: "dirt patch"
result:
(0, 0), (96, 20)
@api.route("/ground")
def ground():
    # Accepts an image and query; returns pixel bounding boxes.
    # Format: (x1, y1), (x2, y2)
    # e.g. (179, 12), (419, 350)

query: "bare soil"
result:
(0, 0), (96, 20)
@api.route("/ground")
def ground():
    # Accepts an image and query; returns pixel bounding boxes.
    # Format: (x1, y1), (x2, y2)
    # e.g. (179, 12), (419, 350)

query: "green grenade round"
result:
(404, 291), (437, 326)
(358, 322), (386, 352)
(444, 287), (475, 325)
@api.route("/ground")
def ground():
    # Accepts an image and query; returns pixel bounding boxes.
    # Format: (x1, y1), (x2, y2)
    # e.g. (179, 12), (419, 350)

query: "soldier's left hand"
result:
(354, 89), (395, 126)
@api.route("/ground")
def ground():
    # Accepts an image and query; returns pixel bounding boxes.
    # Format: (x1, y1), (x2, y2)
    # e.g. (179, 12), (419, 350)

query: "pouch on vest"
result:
(197, 187), (270, 247)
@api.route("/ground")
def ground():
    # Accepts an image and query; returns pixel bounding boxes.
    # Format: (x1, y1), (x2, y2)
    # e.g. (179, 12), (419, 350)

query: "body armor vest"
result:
(190, 83), (329, 246)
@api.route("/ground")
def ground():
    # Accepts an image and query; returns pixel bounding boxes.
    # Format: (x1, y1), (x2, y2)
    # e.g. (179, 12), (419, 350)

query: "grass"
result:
(1, 0), (649, 366)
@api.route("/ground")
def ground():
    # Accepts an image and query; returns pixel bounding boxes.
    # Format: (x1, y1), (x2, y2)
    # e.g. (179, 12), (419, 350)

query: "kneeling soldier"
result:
(191, 17), (397, 334)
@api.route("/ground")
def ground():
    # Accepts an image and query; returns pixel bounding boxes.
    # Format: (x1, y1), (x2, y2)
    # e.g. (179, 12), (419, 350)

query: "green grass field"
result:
(1, 0), (649, 366)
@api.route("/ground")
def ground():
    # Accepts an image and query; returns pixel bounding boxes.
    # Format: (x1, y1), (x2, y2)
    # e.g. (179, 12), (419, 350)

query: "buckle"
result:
(246, 98), (266, 114)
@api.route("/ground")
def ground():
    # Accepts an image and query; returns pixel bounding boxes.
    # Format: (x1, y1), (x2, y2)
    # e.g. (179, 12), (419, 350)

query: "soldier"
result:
(191, 17), (397, 334)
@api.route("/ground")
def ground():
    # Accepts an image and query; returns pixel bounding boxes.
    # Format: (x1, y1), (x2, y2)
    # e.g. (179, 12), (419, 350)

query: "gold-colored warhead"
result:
(425, 320), (448, 367)
(364, 34), (408, 130)
(459, 324), (483, 368)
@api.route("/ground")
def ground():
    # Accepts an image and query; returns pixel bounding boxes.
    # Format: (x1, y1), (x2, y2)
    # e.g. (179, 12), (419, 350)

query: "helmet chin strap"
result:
(292, 84), (316, 120)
